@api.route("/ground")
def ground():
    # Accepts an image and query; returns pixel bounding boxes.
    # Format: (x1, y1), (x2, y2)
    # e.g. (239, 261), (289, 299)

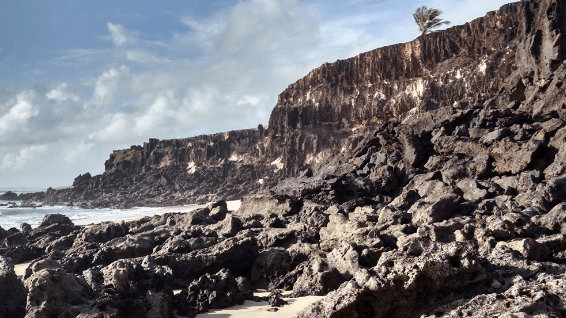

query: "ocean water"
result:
(0, 188), (200, 230)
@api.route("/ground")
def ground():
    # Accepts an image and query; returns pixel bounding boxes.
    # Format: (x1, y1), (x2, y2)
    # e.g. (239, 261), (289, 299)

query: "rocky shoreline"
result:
(2, 0), (566, 317)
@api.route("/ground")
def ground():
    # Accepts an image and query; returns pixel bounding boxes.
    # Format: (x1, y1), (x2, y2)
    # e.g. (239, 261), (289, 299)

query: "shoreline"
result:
(0, 200), (242, 229)
(13, 199), (323, 318)
(86, 200), (242, 225)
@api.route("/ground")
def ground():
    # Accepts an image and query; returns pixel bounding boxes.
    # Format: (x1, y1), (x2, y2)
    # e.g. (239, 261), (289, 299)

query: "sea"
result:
(0, 187), (200, 230)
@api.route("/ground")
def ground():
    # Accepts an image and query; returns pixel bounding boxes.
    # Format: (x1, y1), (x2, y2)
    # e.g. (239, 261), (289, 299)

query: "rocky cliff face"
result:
(267, 0), (565, 174)
(42, 128), (276, 207)
(9, 0), (566, 209)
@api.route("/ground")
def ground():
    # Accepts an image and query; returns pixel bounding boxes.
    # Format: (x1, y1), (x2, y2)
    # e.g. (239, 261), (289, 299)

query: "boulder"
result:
(40, 213), (74, 227)
(153, 236), (259, 288)
(174, 269), (244, 317)
(0, 256), (26, 318)
(409, 192), (462, 226)
(534, 203), (566, 234)
(250, 248), (291, 284)
(24, 259), (93, 318)
(490, 137), (542, 175)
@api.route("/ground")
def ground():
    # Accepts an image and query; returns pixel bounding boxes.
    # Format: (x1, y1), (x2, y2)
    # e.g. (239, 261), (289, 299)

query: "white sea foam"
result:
(0, 186), (237, 229)
(0, 201), (202, 229)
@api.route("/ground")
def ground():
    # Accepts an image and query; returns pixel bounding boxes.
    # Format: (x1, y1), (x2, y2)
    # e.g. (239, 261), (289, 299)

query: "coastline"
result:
(13, 199), (323, 318)
(0, 200), (242, 230)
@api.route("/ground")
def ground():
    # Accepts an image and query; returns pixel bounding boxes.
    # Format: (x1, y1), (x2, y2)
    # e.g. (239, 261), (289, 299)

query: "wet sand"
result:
(195, 294), (323, 318)
(14, 262), (30, 278)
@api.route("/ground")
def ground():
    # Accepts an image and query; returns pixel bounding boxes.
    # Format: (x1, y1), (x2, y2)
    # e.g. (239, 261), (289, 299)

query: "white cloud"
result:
(126, 50), (170, 64)
(92, 65), (130, 105)
(46, 83), (81, 103)
(214, 0), (320, 57)
(1, 145), (47, 170)
(88, 113), (130, 143)
(0, 91), (38, 136)
(64, 141), (93, 163)
(132, 90), (177, 136)
(107, 22), (138, 46)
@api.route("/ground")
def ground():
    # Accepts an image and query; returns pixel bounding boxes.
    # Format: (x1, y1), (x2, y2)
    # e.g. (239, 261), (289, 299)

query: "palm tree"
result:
(413, 6), (450, 36)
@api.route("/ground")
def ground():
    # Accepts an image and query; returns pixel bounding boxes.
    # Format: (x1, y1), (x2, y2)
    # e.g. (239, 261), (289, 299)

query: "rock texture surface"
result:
(2, 0), (566, 317)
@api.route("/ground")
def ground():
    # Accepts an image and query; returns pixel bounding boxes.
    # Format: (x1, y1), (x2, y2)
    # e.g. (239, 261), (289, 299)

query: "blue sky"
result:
(0, 0), (513, 188)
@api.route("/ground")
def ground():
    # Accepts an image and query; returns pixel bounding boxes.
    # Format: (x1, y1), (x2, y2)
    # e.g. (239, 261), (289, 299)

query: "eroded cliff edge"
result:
(11, 0), (566, 208)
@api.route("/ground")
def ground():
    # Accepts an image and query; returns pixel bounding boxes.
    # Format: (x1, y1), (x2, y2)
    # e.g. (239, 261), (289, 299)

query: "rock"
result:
(517, 170), (542, 192)
(4, 232), (28, 247)
(4, 1), (566, 317)
(292, 260), (347, 296)
(217, 214), (243, 237)
(40, 213), (74, 227)
(24, 259), (93, 318)
(428, 272), (566, 317)
(153, 236), (259, 288)
(92, 257), (174, 317)
(319, 213), (382, 249)
(492, 238), (551, 261)
(20, 200), (37, 208)
(388, 189), (420, 210)
(235, 276), (254, 299)
(237, 194), (302, 220)
(296, 240), (483, 318)
(409, 192), (462, 226)
(543, 176), (566, 205)
(268, 290), (288, 307)
(209, 206), (228, 221)
(536, 234), (566, 255)
(457, 178), (488, 201)
(326, 242), (360, 279)
(0, 256), (26, 318)
(0, 191), (19, 200)
(20, 223), (32, 234)
(534, 202), (566, 234)
(0, 226), (7, 242)
(146, 290), (174, 318)
(76, 222), (129, 244)
(490, 137), (543, 175)
(544, 126), (566, 178)
(174, 269), (244, 316)
(481, 128), (511, 145)
(250, 248), (291, 285)
(377, 206), (410, 226)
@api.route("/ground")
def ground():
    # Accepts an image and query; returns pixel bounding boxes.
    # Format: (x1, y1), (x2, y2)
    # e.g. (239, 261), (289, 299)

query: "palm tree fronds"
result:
(413, 6), (450, 35)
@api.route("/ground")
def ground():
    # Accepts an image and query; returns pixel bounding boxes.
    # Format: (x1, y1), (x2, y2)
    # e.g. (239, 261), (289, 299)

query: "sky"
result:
(0, 0), (514, 188)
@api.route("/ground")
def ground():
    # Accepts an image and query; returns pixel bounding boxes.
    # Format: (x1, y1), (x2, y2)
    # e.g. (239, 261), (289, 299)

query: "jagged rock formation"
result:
(2, 0), (566, 317)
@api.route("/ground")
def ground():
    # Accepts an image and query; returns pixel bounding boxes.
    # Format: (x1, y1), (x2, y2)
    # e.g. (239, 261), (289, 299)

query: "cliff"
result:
(12, 0), (566, 208)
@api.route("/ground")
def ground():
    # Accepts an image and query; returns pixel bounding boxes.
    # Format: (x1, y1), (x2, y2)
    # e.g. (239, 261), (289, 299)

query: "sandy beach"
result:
(194, 295), (323, 318)
(14, 262), (29, 278)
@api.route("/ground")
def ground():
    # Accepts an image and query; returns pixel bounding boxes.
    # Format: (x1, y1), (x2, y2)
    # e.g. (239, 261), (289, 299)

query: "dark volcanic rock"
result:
(24, 259), (93, 318)
(0, 191), (18, 201)
(153, 236), (259, 288)
(0, 256), (26, 318)
(174, 269), (245, 317)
